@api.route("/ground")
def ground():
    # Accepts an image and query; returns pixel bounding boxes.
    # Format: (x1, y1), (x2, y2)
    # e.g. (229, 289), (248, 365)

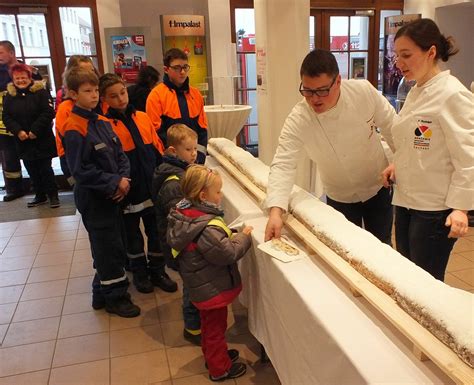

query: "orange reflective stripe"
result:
(134, 111), (165, 154)
(63, 113), (88, 137)
(109, 119), (135, 152)
(146, 83), (207, 132)
(55, 100), (74, 137)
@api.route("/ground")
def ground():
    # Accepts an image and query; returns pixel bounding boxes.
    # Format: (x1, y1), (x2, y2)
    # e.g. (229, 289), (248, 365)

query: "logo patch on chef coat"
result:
(367, 115), (376, 139)
(413, 119), (432, 150)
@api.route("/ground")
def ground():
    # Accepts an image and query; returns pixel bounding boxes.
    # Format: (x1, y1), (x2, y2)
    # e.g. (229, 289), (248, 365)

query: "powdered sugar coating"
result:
(209, 138), (473, 362)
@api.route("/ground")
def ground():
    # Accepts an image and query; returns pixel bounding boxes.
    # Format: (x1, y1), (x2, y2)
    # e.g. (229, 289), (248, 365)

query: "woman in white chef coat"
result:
(382, 18), (474, 281)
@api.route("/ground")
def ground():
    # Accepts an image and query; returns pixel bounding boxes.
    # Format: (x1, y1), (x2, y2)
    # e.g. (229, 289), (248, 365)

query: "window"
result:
(235, 8), (258, 152)
(20, 25), (26, 45)
(11, 24), (17, 45)
(329, 15), (369, 80)
(2, 22), (7, 39)
(59, 6), (97, 58)
(28, 26), (33, 46)
(39, 29), (44, 46)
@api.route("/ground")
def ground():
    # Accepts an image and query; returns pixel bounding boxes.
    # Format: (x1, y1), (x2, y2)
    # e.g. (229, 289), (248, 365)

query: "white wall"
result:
(404, 0), (474, 89)
(207, 0), (235, 104)
(436, 3), (474, 88)
(97, 0), (122, 72)
(403, 0), (471, 19)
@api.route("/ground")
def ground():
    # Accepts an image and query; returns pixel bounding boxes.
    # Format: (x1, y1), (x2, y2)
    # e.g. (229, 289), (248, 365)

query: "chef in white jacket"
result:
(382, 18), (474, 281)
(265, 49), (397, 244)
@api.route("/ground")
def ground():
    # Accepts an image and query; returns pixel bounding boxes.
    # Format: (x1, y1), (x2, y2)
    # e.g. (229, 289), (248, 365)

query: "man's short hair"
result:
(0, 40), (15, 53)
(163, 48), (188, 67)
(99, 73), (124, 97)
(167, 124), (197, 148)
(300, 49), (339, 78)
(65, 68), (99, 92)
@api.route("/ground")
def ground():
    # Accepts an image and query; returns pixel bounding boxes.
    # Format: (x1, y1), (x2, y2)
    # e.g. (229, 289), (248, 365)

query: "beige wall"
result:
(403, 0), (471, 19)
(97, 0), (122, 72)
(404, 0), (473, 89)
(435, 2), (474, 88)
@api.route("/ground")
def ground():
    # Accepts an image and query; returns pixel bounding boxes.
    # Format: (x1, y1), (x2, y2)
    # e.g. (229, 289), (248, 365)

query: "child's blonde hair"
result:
(167, 124), (197, 148)
(181, 165), (220, 204)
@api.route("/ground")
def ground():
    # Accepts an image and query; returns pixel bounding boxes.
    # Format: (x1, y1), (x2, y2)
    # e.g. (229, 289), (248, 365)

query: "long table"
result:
(207, 157), (454, 385)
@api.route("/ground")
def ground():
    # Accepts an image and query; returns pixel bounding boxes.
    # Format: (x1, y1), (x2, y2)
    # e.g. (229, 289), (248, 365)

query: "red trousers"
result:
(200, 306), (231, 377)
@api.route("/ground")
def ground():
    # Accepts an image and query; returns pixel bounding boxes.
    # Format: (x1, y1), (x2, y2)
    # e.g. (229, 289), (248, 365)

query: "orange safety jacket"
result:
(107, 106), (164, 211)
(55, 100), (108, 183)
(146, 74), (208, 163)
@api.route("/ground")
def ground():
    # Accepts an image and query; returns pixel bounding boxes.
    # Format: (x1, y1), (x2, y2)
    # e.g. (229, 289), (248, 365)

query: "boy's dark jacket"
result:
(63, 105), (130, 212)
(107, 105), (163, 210)
(152, 155), (188, 260)
(167, 200), (251, 303)
(2, 80), (56, 160)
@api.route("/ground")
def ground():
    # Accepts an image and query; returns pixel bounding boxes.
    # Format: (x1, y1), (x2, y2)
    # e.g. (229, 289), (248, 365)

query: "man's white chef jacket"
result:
(265, 79), (397, 210)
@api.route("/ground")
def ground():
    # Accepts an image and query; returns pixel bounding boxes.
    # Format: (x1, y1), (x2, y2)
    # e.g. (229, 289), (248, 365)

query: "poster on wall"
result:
(383, 14), (420, 96)
(111, 35), (147, 83)
(161, 15), (208, 94)
(256, 47), (267, 94)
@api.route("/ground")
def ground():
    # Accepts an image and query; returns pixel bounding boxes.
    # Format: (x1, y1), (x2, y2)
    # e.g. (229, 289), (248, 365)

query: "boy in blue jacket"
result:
(62, 68), (140, 318)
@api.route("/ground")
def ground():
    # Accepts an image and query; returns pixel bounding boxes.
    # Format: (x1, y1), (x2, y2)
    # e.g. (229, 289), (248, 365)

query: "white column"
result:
(207, 0), (236, 105)
(255, 0), (313, 191)
(96, 0), (122, 72)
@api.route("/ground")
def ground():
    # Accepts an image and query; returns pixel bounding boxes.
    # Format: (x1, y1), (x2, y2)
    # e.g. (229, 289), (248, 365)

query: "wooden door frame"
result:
(0, 0), (103, 90)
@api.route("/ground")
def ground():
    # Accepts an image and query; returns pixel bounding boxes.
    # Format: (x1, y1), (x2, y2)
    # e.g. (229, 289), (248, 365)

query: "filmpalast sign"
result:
(162, 15), (205, 37)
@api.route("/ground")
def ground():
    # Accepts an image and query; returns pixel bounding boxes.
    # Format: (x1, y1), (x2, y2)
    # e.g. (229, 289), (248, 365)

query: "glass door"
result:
(0, 9), (56, 95)
(325, 11), (371, 80)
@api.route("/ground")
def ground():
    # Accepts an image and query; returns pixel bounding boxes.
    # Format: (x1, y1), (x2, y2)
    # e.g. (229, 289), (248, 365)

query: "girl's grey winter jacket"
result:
(167, 200), (252, 303)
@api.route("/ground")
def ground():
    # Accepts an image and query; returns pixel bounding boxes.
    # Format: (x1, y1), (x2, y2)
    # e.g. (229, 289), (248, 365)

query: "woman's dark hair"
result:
(300, 49), (339, 78)
(395, 18), (458, 62)
(136, 65), (160, 88)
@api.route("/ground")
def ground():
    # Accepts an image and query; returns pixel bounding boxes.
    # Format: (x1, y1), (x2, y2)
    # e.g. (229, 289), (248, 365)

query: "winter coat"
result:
(2, 80), (56, 160)
(152, 155), (189, 260)
(146, 74), (208, 163)
(127, 83), (152, 112)
(107, 105), (164, 212)
(63, 105), (130, 212)
(167, 199), (252, 303)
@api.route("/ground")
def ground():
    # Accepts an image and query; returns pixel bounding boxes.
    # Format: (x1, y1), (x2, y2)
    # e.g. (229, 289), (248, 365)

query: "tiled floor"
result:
(1, 214), (473, 385)
(0, 214), (281, 385)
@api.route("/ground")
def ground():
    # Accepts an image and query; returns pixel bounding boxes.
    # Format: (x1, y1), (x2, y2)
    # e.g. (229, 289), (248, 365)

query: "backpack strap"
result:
(171, 216), (232, 259)
(207, 216), (233, 238)
(165, 174), (180, 182)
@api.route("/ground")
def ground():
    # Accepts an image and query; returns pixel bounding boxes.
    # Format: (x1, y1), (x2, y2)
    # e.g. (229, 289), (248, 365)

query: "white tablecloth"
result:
(207, 157), (453, 385)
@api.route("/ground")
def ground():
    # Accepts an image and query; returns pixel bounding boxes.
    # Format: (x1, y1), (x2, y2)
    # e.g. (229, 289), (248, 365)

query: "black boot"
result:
(48, 192), (60, 208)
(130, 258), (154, 293)
(27, 194), (47, 207)
(149, 256), (178, 293)
(105, 295), (141, 318)
(209, 362), (247, 382)
(3, 192), (24, 202)
(132, 271), (154, 293)
(92, 292), (106, 310)
(183, 328), (201, 346)
(150, 270), (178, 293)
(92, 292), (131, 310)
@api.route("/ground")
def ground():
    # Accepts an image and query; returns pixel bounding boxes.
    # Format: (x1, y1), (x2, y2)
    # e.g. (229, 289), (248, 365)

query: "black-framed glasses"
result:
(299, 76), (337, 97)
(168, 64), (191, 73)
